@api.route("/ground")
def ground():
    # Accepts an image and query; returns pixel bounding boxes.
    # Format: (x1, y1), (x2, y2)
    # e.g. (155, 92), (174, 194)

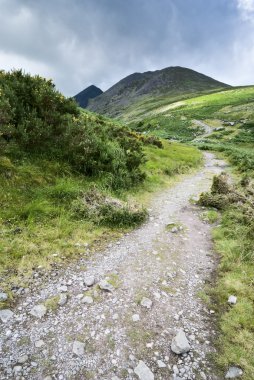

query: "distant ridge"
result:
(74, 85), (103, 108)
(86, 66), (230, 118)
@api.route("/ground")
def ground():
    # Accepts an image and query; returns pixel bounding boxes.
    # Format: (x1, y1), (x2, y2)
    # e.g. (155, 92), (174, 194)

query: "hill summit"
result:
(74, 85), (103, 108)
(86, 66), (230, 118)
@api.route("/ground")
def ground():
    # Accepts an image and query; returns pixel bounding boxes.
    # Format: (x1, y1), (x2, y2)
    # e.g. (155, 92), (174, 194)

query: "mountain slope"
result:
(74, 85), (103, 108)
(87, 66), (230, 119)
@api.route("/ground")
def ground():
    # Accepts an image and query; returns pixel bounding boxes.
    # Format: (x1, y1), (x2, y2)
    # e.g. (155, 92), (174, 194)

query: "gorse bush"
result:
(0, 69), (78, 153)
(0, 70), (147, 189)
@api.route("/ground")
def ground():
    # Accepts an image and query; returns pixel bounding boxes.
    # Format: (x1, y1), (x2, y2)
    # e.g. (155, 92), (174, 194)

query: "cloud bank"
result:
(0, 0), (253, 95)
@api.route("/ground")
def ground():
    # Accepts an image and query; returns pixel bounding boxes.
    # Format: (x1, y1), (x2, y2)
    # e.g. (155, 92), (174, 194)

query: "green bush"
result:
(0, 70), (146, 190)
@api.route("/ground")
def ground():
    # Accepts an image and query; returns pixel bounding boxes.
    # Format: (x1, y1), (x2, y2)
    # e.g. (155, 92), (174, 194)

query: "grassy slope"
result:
(127, 86), (254, 143)
(117, 87), (229, 123)
(0, 140), (202, 297)
(129, 86), (254, 378)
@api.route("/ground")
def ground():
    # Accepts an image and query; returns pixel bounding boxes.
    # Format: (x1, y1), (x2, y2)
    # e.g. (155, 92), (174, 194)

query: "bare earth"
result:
(0, 152), (227, 380)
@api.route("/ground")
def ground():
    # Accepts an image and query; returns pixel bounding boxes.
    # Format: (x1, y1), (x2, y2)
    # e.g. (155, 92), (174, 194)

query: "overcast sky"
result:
(0, 0), (254, 96)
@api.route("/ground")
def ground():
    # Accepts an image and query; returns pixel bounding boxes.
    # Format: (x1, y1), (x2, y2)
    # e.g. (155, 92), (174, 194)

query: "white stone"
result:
(0, 309), (13, 323)
(132, 314), (140, 322)
(58, 285), (68, 292)
(98, 279), (114, 292)
(225, 366), (243, 378)
(140, 297), (153, 309)
(171, 329), (191, 354)
(134, 361), (154, 380)
(82, 296), (93, 304)
(157, 360), (166, 368)
(35, 340), (45, 348)
(30, 305), (47, 319)
(18, 354), (28, 364)
(13, 366), (22, 374)
(0, 292), (8, 301)
(72, 340), (85, 356)
(84, 274), (95, 287)
(58, 293), (68, 306)
(228, 295), (237, 305)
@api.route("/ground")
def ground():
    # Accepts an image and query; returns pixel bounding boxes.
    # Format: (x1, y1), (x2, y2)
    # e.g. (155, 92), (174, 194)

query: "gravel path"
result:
(0, 152), (227, 380)
(193, 120), (213, 140)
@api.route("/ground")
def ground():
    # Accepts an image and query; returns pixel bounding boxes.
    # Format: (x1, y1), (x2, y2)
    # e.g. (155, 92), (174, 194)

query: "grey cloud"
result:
(0, 0), (253, 96)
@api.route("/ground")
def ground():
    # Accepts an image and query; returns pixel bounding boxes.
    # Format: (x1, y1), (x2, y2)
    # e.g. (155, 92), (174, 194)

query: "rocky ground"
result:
(0, 153), (230, 380)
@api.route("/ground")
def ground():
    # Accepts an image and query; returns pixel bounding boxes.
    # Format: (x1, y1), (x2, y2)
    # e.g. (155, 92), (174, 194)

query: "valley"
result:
(0, 68), (253, 380)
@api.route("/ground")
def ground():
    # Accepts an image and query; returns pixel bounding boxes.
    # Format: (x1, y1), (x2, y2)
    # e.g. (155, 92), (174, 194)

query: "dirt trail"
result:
(193, 120), (213, 140)
(0, 153), (227, 380)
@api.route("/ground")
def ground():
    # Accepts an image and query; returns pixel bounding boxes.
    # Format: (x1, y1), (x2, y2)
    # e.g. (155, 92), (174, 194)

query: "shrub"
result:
(0, 70), (146, 190)
(71, 188), (147, 227)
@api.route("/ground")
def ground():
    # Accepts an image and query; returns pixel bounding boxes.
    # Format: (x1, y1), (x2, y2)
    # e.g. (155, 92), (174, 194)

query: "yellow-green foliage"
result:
(0, 140), (202, 288)
(141, 141), (202, 190)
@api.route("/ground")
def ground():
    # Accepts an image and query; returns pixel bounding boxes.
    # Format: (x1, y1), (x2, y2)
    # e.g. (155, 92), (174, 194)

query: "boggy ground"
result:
(0, 153), (228, 380)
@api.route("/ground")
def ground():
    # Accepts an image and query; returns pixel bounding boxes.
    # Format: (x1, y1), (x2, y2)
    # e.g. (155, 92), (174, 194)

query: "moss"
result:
(44, 296), (60, 312)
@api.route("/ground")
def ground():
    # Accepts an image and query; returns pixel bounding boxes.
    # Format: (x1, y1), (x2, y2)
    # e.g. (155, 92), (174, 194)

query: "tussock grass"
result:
(199, 175), (254, 379)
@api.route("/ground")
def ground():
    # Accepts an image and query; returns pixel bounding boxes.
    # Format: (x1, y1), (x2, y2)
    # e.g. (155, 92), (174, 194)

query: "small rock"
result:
(0, 309), (13, 323)
(157, 360), (166, 368)
(140, 297), (153, 309)
(225, 366), (243, 378)
(18, 354), (28, 364)
(84, 274), (95, 287)
(58, 285), (68, 292)
(30, 305), (47, 319)
(72, 340), (85, 356)
(98, 279), (114, 292)
(82, 296), (93, 304)
(134, 360), (154, 380)
(171, 227), (178, 233)
(35, 340), (45, 348)
(0, 292), (8, 301)
(171, 329), (190, 354)
(132, 314), (140, 322)
(58, 293), (68, 306)
(228, 295), (237, 305)
(13, 366), (22, 374)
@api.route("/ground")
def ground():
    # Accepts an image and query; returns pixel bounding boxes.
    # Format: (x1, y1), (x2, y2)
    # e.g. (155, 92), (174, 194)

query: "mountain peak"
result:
(86, 66), (230, 118)
(74, 85), (103, 108)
